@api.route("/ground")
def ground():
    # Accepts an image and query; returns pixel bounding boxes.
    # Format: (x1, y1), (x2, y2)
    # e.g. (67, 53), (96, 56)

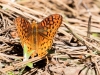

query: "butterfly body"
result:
(14, 14), (62, 57)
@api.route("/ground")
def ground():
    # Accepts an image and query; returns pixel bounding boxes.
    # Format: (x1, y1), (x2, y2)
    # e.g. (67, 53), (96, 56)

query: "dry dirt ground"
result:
(0, 0), (100, 75)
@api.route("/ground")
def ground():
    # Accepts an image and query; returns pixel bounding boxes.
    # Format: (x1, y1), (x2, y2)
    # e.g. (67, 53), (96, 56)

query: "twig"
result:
(82, 1), (92, 38)
(0, 56), (45, 73)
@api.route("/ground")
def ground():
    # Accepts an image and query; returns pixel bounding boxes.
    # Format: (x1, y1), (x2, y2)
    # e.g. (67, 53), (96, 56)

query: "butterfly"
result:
(14, 14), (62, 58)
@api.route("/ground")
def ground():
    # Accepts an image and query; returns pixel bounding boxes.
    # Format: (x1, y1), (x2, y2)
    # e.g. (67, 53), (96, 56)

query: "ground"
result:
(0, 0), (100, 75)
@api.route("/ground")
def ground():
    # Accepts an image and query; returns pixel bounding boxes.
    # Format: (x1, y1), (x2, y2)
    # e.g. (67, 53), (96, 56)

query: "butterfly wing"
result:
(36, 14), (62, 57)
(14, 17), (35, 57)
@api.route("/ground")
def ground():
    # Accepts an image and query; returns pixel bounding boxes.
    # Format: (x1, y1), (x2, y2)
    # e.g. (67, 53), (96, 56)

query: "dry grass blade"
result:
(0, 56), (45, 73)
(64, 23), (100, 51)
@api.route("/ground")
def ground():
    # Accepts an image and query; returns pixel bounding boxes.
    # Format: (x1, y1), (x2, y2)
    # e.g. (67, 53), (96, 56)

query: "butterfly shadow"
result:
(11, 44), (23, 56)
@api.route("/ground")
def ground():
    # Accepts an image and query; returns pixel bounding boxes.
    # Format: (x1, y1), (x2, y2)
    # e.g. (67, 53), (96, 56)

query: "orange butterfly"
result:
(14, 14), (62, 58)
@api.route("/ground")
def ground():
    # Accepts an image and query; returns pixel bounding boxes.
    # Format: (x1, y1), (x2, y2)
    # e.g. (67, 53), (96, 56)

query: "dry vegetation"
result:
(0, 0), (100, 75)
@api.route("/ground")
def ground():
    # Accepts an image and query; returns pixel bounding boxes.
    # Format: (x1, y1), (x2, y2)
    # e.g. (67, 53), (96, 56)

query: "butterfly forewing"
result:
(14, 17), (35, 56)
